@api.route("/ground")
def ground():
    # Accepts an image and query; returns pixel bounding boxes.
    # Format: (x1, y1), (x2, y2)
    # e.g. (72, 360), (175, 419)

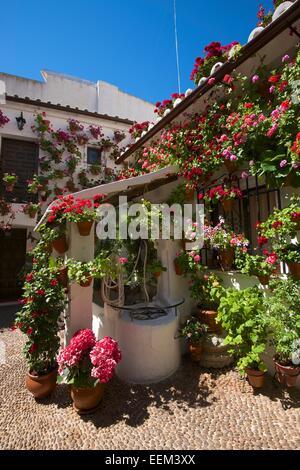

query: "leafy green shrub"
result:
(217, 287), (267, 373)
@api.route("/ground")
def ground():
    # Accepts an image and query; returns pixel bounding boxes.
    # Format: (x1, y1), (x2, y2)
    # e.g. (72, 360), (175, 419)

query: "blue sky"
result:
(2, 0), (273, 104)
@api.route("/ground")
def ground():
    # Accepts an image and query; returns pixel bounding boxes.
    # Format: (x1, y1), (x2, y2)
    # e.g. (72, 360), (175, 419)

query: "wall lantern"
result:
(16, 112), (26, 131)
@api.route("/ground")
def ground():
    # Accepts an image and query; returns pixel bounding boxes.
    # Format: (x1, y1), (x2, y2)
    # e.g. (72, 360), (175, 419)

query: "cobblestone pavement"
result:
(0, 328), (300, 450)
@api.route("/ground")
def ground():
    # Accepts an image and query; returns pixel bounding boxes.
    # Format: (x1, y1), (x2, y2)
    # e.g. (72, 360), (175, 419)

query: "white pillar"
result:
(64, 222), (94, 343)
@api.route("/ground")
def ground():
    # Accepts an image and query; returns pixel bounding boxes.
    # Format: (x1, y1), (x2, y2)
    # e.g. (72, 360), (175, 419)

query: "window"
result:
(198, 174), (282, 268)
(87, 147), (102, 166)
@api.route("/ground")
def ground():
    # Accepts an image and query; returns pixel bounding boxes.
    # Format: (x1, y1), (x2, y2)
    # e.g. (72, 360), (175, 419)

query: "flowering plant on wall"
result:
(154, 93), (185, 117)
(198, 183), (242, 210)
(57, 330), (121, 387)
(129, 121), (151, 139)
(15, 265), (66, 375)
(190, 41), (240, 85)
(204, 218), (249, 253)
(0, 109), (10, 127)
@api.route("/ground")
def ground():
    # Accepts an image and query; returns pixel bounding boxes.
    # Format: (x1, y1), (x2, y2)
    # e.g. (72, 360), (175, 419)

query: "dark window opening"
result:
(87, 147), (102, 166)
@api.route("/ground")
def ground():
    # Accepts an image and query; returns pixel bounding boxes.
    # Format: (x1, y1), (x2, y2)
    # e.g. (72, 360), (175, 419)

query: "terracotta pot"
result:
(224, 160), (237, 174)
(52, 236), (68, 254)
(25, 367), (58, 399)
(287, 262), (300, 280)
(222, 199), (235, 213)
(58, 267), (68, 287)
(274, 361), (300, 388)
(28, 210), (38, 219)
(188, 342), (203, 362)
(71, 383), (105, 414)
(153, 271), (161, 278)
(245, 368), (265, 388)
(174, 259), (183, 276)
(219, 248), (234, 271)
(197, 308), (220, 333)
(257, 275), (270, 286)
(77, 221), (94, 236)
(79, 277), (93, 288)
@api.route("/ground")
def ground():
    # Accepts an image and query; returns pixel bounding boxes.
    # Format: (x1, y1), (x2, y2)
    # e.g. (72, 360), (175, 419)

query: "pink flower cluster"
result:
(90, 336), (122, 383)
(57, 329), (96, 373)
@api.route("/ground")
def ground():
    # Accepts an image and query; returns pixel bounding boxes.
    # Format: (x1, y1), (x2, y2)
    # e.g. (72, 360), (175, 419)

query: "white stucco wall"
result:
(0, 70), (155, 123)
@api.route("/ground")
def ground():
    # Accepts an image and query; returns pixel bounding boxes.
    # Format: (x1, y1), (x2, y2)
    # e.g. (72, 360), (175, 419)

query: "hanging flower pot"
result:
(188, 342), (203, 362)
(222, 199), (235, 213)
(219, 248), (234, 271)
(77, 220), (94, 236)
(52, 236), (68, 254)
(58, 267), (68, 287)
(287, 262), (300, 280)
(257, 275), (270, 286)
(79, 277), (93, 288)
(274, 361), (300, 388)
(71, 382), (105, 414)
(174, 259), (183, 276)
(25, 367), (58, 399)
(245, 368), (265, 388)
(153, 271), (161, 278)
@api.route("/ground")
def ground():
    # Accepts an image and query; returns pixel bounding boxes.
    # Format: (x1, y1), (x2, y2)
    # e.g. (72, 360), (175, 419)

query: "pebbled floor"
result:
(0, 327), (300, 450)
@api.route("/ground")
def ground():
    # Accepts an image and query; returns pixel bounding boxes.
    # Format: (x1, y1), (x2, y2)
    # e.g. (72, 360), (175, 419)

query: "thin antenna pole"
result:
(173, 0), (181, 94)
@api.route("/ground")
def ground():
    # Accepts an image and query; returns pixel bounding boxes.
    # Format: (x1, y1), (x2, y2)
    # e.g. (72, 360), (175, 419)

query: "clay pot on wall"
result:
(79, 277), (93, 288)
(222, 199), (235, 213)
(257, 275), (270, 286)
(174, 259), (183, 276)
(77, 221), (94, 237)
(248, 26), (264, 43)
(219, 248), (235, 271)
(52, 236), (68, 254)
(25, 367), (58, 399)
(287, 262), (300, 280)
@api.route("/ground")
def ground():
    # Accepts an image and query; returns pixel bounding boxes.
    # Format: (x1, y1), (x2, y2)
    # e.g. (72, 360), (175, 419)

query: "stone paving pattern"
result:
(0, 327), (300, 450)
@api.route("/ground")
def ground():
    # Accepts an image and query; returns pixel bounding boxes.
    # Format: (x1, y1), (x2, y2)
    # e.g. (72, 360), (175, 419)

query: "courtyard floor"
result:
(0, 309), (300, 450)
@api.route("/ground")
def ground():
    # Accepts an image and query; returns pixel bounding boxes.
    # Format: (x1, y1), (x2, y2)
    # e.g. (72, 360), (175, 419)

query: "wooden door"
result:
(0, 229), (27, 301)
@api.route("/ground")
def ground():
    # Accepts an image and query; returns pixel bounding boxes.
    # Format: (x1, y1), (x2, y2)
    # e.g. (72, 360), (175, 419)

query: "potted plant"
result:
(63, 197), (96, 236)
(67, 260), (95, 287)
(173, 250), (202, 276)
(147, 259), (166, 278)
(277, 243), (300, 280)
(57, 330), (121, 413)
(15, 266), (66, 398)
(265, 278), (300, 387)
(217, 287), (268, 388)
(235, 252), (278, 285)
(23, 202), (41, 219)
(199, 184), (242, 213)
(40, 224), (68, 255)
(204, 219), (249, 271)
(3, 173), (18, 192)
(114, 130), (126, 144)
(0, 197), (12, 216)
(49, 257), (69, 288)
(190, 273), (224, 332)
(178, 317), (208, 362)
